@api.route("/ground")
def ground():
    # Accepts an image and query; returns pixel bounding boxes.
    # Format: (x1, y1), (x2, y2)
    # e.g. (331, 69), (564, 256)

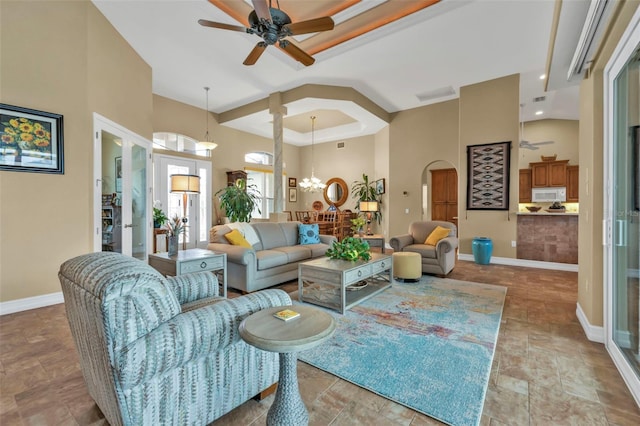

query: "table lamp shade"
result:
(170, 174), (200, 193)
(359, 201), (379, 212)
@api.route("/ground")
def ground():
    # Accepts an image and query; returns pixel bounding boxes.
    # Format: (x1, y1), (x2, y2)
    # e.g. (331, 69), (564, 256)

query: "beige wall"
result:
(0, 0), (152, 302)
(388, 99), (460, 238)
(152, 95), (303, 225)
(519, 119), (579, 168)
(458, 74), (520, 258)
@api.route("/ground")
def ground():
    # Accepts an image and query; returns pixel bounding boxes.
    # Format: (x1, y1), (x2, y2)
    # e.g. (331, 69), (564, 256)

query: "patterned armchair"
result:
(389, 221), (458, 275)
(58, 252), (291, 426)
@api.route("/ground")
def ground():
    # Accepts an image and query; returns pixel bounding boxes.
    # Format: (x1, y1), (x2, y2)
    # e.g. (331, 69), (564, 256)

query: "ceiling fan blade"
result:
(285, 16), (335, 35)
(198, 19), (249, 33)
(531, 141), (555, 146)
(243, 42), (267, 65)
(278, 40), (315, 66)
(251, 0), (272, 23)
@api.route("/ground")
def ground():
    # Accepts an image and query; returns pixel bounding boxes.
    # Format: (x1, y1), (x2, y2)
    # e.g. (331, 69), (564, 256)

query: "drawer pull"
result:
(200, 261), (207, 269)
(357, 270), (362, 277)
(380, 262), (385, 268)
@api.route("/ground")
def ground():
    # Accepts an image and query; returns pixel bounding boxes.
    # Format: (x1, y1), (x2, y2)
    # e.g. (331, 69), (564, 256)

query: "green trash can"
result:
(472, 237), (493, 265)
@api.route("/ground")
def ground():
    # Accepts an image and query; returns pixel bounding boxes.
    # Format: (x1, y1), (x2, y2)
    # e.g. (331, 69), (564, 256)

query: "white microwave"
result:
(531, 187), (566, 202)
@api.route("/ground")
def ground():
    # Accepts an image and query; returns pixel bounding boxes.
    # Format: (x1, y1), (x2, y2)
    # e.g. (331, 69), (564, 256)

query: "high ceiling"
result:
(92, 0), (585, 146)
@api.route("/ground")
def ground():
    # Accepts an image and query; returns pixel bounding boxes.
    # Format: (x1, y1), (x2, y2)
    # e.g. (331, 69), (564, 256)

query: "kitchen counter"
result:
(517, 211), (579, 216)
(517, 214), (578, 264)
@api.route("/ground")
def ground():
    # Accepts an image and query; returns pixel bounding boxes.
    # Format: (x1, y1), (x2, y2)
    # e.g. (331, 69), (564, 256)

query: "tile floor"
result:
(1, 260), (639, 425)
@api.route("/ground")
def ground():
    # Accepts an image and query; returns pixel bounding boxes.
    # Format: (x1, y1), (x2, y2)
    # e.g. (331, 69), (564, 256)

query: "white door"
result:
(154, 154), (212, 250)
(94, 114), (152, 259)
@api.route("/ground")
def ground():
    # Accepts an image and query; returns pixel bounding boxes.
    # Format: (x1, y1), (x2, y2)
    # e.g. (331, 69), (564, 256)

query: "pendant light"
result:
(299, 116), (326, 192)
(198, 87), (217, 156)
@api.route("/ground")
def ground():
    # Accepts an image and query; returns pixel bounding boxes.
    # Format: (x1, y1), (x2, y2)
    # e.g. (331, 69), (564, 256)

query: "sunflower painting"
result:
(0, 103), (64, 174)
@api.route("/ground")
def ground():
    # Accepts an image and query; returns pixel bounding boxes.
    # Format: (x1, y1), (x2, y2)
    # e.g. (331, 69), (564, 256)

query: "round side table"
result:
(239, 305), (335, 426)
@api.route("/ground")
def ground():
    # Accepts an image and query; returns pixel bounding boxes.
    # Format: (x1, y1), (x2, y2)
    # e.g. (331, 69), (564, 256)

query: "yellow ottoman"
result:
(392, 252), (421, 281)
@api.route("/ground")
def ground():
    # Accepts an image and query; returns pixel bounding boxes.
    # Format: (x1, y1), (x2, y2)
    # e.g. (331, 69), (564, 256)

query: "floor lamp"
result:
(359, 201), (379, 235)
(170, 174), (200, 250)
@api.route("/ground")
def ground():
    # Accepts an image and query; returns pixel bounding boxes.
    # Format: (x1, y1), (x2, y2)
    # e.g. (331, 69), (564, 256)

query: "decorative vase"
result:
(472, 237), (493, 265)
(153, 220), (161, 229)
(168, 235), (179, 256)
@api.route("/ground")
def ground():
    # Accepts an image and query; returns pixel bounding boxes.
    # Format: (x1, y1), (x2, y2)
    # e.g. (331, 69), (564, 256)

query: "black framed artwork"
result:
(375, 178), (386, 195)
(289, 187), (297, 202)
(288, 177), (297, 187)
(0, 103), (64, 174)
(466, 141), (511, 210)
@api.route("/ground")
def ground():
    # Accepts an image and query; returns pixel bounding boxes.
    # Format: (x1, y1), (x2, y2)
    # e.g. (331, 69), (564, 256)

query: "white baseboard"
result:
(457, 253), (579, 272)
(576, 302), (605, 343)
(0, 292), (64, 316)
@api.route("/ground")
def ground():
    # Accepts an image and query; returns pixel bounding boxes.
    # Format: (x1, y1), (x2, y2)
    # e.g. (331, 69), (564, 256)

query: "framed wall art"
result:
(375, 178), (386, 195)
(288, 187), (297, 202)
(466, 141), (511, 210)
(0, 103), (64, 174)
(288, 177), (297, 187)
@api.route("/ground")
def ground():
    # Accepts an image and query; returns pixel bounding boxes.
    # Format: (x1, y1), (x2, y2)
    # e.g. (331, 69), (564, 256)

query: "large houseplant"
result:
(351, 174), (382, 224)
(215, 178), (261, 223)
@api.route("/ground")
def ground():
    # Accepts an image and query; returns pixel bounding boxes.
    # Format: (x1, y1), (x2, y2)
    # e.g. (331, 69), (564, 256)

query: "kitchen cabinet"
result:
(530, 160), (569, 187)
(519, 169), (532, 202)
(566, 165), (579, 202)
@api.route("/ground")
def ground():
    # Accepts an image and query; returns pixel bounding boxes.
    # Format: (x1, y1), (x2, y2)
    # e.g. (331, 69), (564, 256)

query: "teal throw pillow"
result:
(299, 223), (320, 245)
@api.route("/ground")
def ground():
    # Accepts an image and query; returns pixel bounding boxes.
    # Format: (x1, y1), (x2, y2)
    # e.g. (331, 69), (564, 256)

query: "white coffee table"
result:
(298, 253), (393, 314)
(239, 305), (335, 426)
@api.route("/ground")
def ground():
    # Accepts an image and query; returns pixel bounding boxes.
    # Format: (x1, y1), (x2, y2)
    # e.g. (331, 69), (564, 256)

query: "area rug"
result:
(295, 276), (506, 426)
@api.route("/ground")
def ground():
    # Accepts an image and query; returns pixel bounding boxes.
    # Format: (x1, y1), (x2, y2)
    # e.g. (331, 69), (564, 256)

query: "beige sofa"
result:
(389, 221), (458, 276)
(207, 221), (336, 292)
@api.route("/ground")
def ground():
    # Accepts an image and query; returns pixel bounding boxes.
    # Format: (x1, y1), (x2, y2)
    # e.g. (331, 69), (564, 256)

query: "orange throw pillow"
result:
(425, 226), (450, 246)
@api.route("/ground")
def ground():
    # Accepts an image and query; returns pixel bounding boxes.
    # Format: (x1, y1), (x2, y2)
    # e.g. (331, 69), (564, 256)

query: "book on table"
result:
(273, 309), (300, 321)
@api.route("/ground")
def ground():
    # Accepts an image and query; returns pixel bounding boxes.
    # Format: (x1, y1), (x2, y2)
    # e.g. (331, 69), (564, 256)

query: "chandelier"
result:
(299, 116), (326, 192)
(198, 87), (217, 156)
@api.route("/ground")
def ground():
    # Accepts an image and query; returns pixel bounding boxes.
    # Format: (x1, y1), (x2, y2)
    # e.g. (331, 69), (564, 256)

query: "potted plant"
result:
(165, 215), (185, 255)
(350, 216), (366, 236)
(351, 174), (382, 224)
(325, 237), (371, 262)
(153, 202), (168, 228)
(215, 178), (261, 223)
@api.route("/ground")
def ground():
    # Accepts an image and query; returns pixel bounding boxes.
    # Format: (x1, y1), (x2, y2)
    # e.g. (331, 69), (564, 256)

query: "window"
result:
(153, 132), (211, 158)
(245, 151), (273, 165)
(247, 169), (274, 219)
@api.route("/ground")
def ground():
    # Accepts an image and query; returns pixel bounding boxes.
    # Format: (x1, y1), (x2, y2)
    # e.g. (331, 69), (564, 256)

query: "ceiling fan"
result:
(198, 0), (334, 66)
(519, 105), (554, 150)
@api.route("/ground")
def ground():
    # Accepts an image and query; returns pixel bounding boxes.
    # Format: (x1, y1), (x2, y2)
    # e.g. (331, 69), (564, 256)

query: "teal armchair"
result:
(59, 252), (290, 426)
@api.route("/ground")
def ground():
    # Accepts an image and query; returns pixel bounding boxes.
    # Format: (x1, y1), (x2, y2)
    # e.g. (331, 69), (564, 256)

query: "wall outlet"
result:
(405, 208), (409, 214)
(511, 240), (517, 247)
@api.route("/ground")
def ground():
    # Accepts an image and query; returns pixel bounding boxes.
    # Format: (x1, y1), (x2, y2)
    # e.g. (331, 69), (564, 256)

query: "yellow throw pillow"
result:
(225, 229), (252, 248)
(425, 226), (450, 246)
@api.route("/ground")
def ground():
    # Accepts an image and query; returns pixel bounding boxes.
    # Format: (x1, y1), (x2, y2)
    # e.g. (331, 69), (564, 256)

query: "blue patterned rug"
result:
(296, 276), (506, 426)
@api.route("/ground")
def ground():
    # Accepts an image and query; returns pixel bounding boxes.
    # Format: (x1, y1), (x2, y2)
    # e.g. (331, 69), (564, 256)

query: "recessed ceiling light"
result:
(539, 74), (546, 80)
(535, 110), (543, 115)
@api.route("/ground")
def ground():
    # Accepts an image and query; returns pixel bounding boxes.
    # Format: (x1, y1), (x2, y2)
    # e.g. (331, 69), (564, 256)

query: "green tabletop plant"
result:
(350, 216), (366, 236)
(153, 204), (169, 228)
(325, 237), (371, 262)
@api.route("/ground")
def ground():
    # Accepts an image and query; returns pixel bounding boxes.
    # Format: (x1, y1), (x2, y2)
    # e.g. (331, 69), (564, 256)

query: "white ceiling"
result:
(92, 0), (585, 145)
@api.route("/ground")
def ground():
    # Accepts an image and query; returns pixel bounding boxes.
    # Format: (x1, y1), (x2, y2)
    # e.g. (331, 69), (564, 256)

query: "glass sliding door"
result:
(605, 9), (640, 405)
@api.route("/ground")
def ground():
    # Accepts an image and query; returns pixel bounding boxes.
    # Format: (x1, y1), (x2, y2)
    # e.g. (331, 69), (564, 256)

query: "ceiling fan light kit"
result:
(199, 0), (334, 66)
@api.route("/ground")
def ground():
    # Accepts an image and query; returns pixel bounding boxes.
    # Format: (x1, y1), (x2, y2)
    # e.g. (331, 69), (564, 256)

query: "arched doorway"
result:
(422, 160), (458, 230)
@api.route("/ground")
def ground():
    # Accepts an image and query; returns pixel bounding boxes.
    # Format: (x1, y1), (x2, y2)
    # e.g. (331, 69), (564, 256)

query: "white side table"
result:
(148, 248), (227, 298)
(239, 305), (335, 426)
